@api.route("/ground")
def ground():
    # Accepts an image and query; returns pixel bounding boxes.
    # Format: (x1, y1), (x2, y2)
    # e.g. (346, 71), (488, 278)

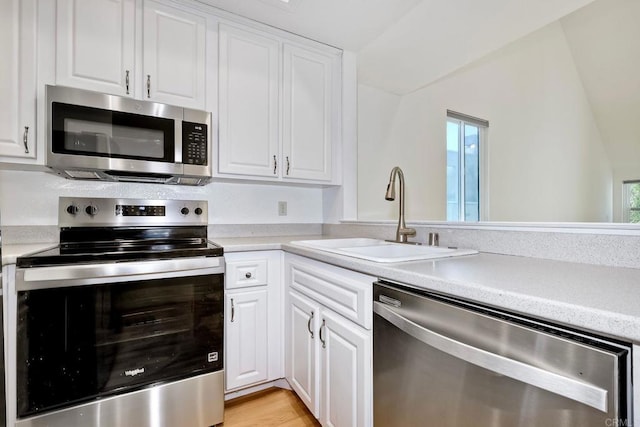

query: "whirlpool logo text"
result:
(124, 368), (145, 377)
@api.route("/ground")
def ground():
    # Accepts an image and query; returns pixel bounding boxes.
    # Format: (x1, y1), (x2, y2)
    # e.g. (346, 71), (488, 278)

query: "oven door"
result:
(15, 257), (224, 419)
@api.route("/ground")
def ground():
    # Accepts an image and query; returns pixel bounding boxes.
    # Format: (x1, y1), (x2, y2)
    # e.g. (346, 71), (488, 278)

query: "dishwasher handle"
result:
(373, 301), (609, 413)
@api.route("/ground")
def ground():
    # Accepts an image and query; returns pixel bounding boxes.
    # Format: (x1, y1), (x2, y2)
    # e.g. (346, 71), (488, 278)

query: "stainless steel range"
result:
(13, 197), (224, 427)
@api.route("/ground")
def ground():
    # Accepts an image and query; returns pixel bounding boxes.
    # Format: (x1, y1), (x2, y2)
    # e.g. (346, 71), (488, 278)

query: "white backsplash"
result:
(3, 170), (640, 269)
(324, 222), (640, 269)
(0, 170), (324, 226)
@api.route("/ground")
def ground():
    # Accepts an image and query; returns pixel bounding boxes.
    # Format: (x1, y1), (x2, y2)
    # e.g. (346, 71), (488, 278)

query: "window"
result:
(446, 110), (488, 222)
(623, 181), (640, 223)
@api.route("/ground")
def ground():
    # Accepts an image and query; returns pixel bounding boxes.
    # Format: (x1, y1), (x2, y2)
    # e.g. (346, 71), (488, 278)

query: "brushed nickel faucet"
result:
(385, 166), (416, 243)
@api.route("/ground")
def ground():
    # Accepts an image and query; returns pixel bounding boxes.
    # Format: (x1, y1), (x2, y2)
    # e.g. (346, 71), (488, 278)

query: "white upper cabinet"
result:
(0, 0), (37, 161)
(218, 23), (280, 178)
(217, 22), (342, 185)
(143, 0), (206, 109)
(56, 0), (135, 97)
(55, 0), (207, 109)
(282, 45), (337, 182)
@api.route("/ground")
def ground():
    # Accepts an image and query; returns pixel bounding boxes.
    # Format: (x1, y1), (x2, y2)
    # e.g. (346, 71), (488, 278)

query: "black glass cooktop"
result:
(17, 226), (223, 268)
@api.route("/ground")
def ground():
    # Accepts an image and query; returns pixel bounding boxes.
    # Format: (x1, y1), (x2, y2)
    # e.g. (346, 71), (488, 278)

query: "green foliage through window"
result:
(626, 182), (640, 223)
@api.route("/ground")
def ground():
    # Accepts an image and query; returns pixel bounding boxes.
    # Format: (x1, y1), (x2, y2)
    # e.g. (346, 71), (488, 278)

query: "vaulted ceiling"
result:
(195, 0), (422, 51)
(198, 0), (640, 178)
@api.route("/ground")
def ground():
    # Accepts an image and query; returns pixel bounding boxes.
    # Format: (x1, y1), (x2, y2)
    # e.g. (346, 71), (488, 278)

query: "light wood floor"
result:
(223, 388), (320, 427)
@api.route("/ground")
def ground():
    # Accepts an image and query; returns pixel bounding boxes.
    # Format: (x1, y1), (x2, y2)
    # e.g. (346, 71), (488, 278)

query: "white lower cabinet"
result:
(285, 253), (374, 427)
(287, 289), (321, 414)
(224, 251), (282, 392)
(320, 309), (371, 427)
(226, 288), (268, 390)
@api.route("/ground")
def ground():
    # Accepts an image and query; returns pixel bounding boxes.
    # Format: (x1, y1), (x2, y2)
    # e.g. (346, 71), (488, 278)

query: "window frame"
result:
(446, 110), (489, 222)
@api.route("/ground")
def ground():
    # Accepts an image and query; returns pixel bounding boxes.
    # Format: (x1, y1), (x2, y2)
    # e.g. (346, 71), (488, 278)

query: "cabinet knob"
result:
(245, 272), (252, 279)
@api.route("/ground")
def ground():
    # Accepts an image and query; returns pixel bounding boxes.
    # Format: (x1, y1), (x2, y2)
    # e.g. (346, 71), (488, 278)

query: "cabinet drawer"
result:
(226, 259), (268, 289)
(286, 254), (374, 329)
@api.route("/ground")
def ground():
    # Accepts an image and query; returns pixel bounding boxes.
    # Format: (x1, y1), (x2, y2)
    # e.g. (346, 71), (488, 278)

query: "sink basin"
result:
(291, 238), (477, 263)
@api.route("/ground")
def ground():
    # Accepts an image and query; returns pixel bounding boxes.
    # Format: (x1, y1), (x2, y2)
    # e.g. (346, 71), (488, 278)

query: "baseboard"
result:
(224, 378), (291, 401)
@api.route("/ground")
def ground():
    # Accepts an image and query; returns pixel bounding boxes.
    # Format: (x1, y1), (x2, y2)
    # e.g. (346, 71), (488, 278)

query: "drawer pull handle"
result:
(230, 298), (235, 323)
(308, 311), (314, 339)
(147, 75), (151, 98)
(125, 70), (130, 94)
(245, 272), (252, 279)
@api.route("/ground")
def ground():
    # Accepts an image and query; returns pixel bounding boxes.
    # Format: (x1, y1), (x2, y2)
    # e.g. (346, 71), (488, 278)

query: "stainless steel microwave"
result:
(46, 85), (212, 185)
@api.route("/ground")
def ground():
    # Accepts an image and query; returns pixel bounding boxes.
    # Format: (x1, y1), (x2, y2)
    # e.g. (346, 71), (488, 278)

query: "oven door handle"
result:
(17, 257), (224, 290)
(373, 301), (609, 413)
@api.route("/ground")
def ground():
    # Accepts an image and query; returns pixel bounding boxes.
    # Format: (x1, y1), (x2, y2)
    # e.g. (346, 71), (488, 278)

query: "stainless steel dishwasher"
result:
(1, 212), (5, 427)
(373, 280), (632, 427)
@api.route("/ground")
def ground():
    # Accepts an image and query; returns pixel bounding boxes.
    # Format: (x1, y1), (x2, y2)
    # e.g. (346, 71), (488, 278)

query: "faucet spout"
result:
(385, 166), (416, 243)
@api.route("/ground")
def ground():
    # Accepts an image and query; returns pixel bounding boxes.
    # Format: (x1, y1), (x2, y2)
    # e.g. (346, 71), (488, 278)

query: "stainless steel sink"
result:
(291, 238), (477, 262)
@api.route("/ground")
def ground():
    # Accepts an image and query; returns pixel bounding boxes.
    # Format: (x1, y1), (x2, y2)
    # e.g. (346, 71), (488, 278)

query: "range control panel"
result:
(116, 205), (166, 217)
(59, 197), (208, 227)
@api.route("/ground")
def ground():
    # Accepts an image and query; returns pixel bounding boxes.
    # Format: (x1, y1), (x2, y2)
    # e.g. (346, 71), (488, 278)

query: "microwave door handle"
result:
(373, 301), (609, 413)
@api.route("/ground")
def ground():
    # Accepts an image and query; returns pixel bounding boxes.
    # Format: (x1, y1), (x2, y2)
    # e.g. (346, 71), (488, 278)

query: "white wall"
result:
(358, 21), (613, 223)
(0, 170), (323, 226)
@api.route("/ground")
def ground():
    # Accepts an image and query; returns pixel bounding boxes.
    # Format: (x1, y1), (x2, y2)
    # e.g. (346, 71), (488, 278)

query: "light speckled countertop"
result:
(220, 236), (640, 343)
(4, 235), (640, 343)
(1, 243), (57, 266)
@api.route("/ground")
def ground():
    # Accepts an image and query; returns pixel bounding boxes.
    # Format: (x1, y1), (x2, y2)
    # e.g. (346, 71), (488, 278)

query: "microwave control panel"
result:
(182, 122), (208, 166)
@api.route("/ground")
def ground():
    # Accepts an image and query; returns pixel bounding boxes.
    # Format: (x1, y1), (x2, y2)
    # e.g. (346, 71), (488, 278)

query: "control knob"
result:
(181, 207), (190, 215)
(66, 205), (79, 215)
(194, 207), (203, 216)
(85, 205), (98, 216)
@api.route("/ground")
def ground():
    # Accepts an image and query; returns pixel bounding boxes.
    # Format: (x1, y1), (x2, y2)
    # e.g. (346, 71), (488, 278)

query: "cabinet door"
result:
(143, 0), (206, 109)
(320, 309), (372, 427)
(0, 0), (37, 159)
(56, 0), (135, 97)
(218, 23), (280, 178)
(282, 45), (338, 182)
(225, 289), (268, 391)
(286, 290), (320, 417)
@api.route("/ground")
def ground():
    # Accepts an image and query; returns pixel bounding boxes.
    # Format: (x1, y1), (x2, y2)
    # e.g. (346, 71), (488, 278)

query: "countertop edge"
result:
(4, 236), (639, 343)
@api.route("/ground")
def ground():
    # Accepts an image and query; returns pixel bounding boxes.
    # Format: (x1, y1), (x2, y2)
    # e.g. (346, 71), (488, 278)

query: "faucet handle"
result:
(399, 227), (416, 236)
